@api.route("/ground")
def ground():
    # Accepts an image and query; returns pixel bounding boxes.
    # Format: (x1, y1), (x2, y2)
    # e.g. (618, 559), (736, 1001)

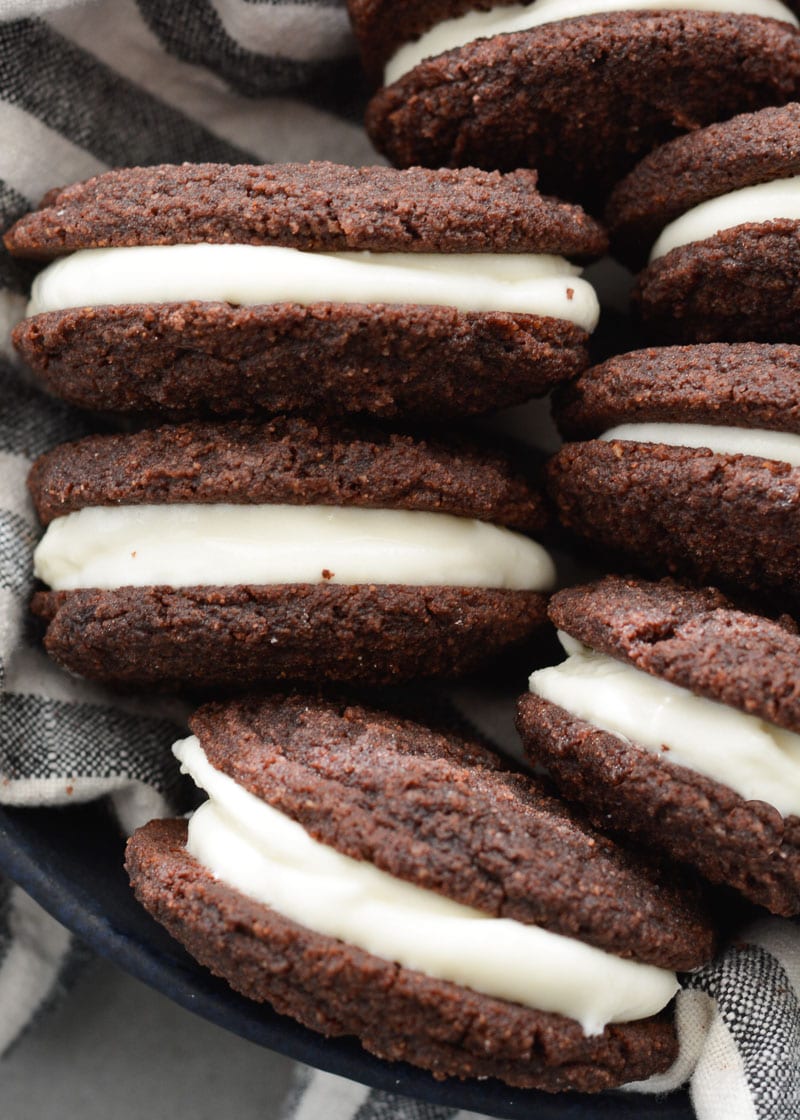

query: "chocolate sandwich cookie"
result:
(350, 0), (800, 211)
(5, 162), (605, 419)
(28, 416), (555, 687)
(607, 103), (800, 341)
(547, 343), (800, 600)
(126, 693), (716, 1090)
(517, 575), (800, 915)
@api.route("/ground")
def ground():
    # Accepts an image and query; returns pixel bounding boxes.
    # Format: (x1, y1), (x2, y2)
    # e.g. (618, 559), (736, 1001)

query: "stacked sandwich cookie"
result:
(28, 416), (555, 688)
(517, 576), (800, 916)
(607, 103), (800, 341)
(126, 693), (716, 1091)
(4, 161), (604, 420)
(348, 0), (800, 209)
(547, 343), (800, 600)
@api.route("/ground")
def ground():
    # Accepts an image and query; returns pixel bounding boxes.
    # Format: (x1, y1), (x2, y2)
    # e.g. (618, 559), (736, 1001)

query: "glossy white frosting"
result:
(175, 735), (679, 1034)
(27, 243), (600, 331)
(529, 633), (800, 817)
(650, 175), (800, 261)
(33, 503), (556, 592)
(600, 422), (800, 467)
(385, 0), (798, 85)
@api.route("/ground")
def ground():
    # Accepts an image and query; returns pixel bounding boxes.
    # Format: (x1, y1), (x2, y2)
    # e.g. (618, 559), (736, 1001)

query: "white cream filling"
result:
(529, 632), (800, 818)
(600, 422), (800, 467)
(650, 175), (800, 261)
(33, 503), (556, 593)
(174, 735), (678, 1034)
(26, 243), (600, 331)
(385, 0), (798, 85)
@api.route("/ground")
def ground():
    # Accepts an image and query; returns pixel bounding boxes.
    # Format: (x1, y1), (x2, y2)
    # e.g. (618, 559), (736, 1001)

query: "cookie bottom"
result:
(126, 818), (679, 1091)
(32, 583), (548, 687)
(548, 440), (800, 598)
(13, 302), (587, 418)
(635, 221), (800, 343)
(517, 694), (800, 916)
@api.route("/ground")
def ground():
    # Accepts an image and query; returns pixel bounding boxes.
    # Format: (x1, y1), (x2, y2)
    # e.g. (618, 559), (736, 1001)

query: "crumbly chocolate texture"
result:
(4, 161), (607, 260)
(189, 693), (715, 969)
(555, 344), (800, 439)
(364, 12), (800, 211)
(633, 221), (800, 343)
(13, 302), (590, 420)
(28, 416), (546, 532)
(548, 441), (800, 599)
(31, 584), (549, 688)
(126, 818), (679, 1091)
(517, 694), (800, 916)
(547, 576), (800, 733)
(607, 102), (800, 269)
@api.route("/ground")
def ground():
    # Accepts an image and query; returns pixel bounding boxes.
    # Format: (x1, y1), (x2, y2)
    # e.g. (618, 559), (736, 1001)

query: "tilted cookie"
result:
(350, 0), (800, 210)
(29, 416), (554, 687)
(518, 576), (800, 915)
(5, 162), (604, 419)
(126, 693), (716, 1090)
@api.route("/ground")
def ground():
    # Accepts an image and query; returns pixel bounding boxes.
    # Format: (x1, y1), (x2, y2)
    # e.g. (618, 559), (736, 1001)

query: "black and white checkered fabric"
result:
(0, 5), (797, 1118)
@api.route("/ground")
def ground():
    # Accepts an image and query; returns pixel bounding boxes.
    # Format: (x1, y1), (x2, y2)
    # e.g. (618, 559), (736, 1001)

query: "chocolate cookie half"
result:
(29, 416), (554, 687)
(5, 162), (605, 419)
(126, 693), (716, 1090)
(517, 576), (800, 915)
(548, 343), (800, 599)
(607, 103), (800, 340)
(350, 1), (800, 211)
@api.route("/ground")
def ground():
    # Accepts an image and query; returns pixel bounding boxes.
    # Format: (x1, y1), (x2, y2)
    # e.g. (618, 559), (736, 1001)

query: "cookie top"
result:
(4, 161), (607, 260)
(549, 576), (800, 733)
(607, 103), (800, 268)
(28, 416), (546, 532)
(187, 692), (714, 969)
(555, 344), (800, 439)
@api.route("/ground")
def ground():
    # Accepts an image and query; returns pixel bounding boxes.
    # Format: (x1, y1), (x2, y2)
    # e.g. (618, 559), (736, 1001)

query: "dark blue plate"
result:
(0, 801), (692, 1119)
